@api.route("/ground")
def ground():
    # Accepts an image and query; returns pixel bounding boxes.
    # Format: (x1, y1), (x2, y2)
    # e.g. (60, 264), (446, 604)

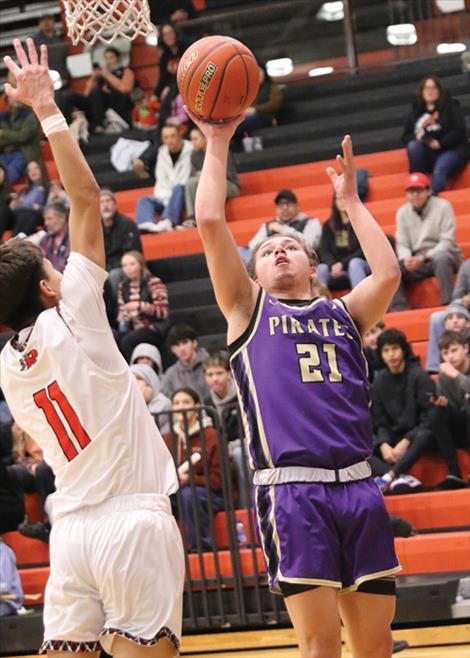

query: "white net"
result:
(62, 0), (158, 46)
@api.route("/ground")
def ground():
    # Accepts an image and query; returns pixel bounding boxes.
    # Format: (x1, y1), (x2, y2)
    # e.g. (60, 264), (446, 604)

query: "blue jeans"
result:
(425, 309), (446, 372)
(136, 184), (185, 226)
(406, 140), (463, 194)
(180, 485), (224, 551)
(317, 258), (371, 289)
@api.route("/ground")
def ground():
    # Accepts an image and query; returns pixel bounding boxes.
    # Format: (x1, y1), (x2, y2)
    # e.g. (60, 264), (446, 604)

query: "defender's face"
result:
(254, 236), (313, 292)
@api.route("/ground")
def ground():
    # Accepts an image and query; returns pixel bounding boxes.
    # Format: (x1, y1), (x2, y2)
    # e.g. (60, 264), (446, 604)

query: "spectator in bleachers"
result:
(426, 259), (470, 372)
(402, 75), (470, 194)
(392, 173), (463, 310)
(430, 331), (470, 490)
(130, 363), (172, 434)
(0, 97), (41, 184)
(363, 320), (386, 383)
(242, 189), (321, 263)
(85, 46), (135, 131)
(32, 14), (70, 82)
(203, 351), (251, 508)
(7, 423), (55, 543)
(38, 200), (70, 274)
(0, 461), (24, 535)
(164, 387), (223, 551)
(371, 329), (435, 494)
(130, 342), (164, 377)
(0, 164), (14, 243)
(7, 160), (48, 238)
(150, 1), (199, 26)
(183, 127), (240, 229)
(0, 539), (24, 617)
(45, 179), (69, 206)
(162, 324), (210, 400)
(130, 88), (160, 131)
(100, 188), (142, 295)
(317, 192), (370, 291)
(136, 124), (193, 232)
(427, 303), (470, 374)
(117, 250), (170, 361)
(153, 23), (193, 127)
(234, 64), (283, 149)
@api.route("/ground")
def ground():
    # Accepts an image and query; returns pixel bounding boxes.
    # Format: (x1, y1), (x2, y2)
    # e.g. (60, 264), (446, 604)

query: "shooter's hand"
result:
(184, 104), (244, 142)
(326, 135), (359, 201)
(3, 39), (54, 113)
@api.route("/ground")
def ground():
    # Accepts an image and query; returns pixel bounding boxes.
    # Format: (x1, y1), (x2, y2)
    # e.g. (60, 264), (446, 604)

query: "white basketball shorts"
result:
(40, 493), (184, 654)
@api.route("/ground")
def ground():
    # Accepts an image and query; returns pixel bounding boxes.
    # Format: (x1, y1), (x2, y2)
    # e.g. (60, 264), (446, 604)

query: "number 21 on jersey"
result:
(33, 381), (91, 461)
(296, 343), (343, 383)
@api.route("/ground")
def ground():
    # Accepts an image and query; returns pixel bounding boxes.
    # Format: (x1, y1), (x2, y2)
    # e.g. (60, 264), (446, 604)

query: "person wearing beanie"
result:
(426, 297), (470, 373)
(130, 342), (163, 376)
(130, 363), (172, 434)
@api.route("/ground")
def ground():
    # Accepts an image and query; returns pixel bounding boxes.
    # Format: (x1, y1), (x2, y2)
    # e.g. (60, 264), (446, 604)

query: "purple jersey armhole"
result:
(227, 287), (263, 356)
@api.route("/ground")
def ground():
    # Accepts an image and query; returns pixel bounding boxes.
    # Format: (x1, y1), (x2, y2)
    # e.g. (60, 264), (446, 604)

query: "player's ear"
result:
(38, 278), (57, 298)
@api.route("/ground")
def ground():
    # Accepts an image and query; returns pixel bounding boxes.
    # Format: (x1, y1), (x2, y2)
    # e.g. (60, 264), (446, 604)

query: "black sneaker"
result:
(18, 520), (50, 543)
(435, 475), (467, 490)
(392, 640), (409, 653)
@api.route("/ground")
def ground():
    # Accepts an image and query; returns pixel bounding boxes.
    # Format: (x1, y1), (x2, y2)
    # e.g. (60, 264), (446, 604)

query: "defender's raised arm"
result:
(4, 39), (103, 268)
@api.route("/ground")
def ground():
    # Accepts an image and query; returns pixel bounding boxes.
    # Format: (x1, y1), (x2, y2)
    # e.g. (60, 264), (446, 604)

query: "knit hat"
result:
(444, 304), (470, 323)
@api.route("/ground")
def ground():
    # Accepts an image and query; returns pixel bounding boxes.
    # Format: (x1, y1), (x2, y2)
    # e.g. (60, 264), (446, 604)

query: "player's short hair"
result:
(171, 387), (200, 404)
(376, 328), (412, 361)
(438, 330), (467, 352)
(203, 351), (230, 372)
(167, 323), (197, 347)
(247, 234), (319, 280)
(0, 238), (46, 332)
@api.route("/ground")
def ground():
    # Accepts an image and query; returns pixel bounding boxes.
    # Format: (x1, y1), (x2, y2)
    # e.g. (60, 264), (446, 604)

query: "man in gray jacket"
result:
(393, 173), (462, 309)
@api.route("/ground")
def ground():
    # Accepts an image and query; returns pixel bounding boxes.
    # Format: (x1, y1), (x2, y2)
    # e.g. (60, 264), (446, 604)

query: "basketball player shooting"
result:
(0, 40), (183, 658)
(187, 104), (402, 658)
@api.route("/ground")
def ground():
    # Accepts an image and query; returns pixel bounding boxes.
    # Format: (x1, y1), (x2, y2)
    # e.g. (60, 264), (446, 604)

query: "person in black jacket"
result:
(371, 329), (436, 494)
(402, 75), (470, 194)
(100, 188), (142, 296)
(317, 192), (370, 290)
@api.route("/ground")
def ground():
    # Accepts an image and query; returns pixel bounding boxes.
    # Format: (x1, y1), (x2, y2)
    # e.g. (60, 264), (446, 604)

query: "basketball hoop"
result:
(62, 0), (158, 46)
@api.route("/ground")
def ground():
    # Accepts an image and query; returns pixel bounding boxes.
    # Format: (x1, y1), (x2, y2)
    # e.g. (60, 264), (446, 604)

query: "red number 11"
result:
(33, 381), (91, 461)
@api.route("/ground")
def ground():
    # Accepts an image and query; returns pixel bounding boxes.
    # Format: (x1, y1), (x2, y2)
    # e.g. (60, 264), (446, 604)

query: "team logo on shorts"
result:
(19, 348), (38, 371)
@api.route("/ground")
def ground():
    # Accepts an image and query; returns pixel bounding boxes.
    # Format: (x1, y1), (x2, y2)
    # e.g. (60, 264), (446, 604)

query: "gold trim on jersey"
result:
(340, 566), (402, 593)
(236, 389), (255, 471)
(241, 347), (274, 468)
(269, 296), (326, 311)
(268, 484), (282, 581)
(332, 297), (370, 380)
(278, 576), (342, 589)
(229, 289), (266, 360)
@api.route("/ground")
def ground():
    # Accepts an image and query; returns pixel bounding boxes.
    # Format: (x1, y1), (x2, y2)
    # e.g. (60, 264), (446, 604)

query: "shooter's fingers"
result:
(336, 153), (346, 173)
(39, 44), (49, 69)
(3, 55), (20, 78)
(13, 39), (29, 68)
(26, 37), (38, 66)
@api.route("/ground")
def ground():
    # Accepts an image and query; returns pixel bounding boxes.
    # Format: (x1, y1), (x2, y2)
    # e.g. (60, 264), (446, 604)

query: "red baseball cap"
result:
(405, 172), (431, 190)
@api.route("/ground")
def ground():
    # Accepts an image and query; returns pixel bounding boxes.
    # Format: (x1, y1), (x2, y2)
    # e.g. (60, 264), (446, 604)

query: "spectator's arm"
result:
(103, 67), (134, 94)
(140, 277), (169, 320)
(372, 390), (394, 444)
(407, 371), (436, 439)
(438, 102), (468, 150)
(425, 202), (457, 259)
(253, 85), (283, 115)
(395, 209), (413, 260)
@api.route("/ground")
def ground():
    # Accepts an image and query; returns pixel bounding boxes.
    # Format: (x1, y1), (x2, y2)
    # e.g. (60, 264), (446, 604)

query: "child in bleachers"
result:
(372, 329), (436, 494)
(130, 342), (163, 376)
(429, 331), (470, 490)
(130, 87), (160, 131)
(130, 363), (172, 434)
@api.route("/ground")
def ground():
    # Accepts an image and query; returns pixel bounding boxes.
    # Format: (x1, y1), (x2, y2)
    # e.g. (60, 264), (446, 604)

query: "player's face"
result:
(444, 313), (469, 333)
(171, 339), (197, 365)
(172, 391), (199, 424)
(254, 237), (314, 295)
(44, 209), (66, 236)
(380, 343), (405, 372)
(122, 254), (141, 281)
(406, 187), (431, 210)
(441, 342), (468, 370)
(205, 366), (231, 397)
(100, 194), (116, 220)
(276, 199), (298, 222)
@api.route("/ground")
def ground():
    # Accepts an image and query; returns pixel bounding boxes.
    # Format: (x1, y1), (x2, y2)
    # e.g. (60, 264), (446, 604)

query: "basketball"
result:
(177, 35), (260, 123)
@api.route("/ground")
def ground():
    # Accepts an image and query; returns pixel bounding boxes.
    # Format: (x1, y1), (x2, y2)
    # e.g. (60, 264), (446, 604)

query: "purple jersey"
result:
(229, 290), (373, 470)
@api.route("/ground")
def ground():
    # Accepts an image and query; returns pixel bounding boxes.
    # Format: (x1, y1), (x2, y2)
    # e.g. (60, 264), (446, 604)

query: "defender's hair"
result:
(247, 233), (319, 280)
(0, 238), (46, 332)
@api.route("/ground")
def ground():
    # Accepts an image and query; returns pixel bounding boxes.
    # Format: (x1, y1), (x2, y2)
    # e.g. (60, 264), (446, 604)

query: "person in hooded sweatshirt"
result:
(130, 342), (163, 377)
(371, 329), (436, 495)
(162, 324), (210, 401)
(203, 351), (252, 508)
(130, 363), (172, 435)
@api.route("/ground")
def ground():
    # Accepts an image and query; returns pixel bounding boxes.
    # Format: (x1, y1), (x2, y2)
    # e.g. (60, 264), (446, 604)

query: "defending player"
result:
(187, 103), (402, 658)
(0, 41), (183, 657)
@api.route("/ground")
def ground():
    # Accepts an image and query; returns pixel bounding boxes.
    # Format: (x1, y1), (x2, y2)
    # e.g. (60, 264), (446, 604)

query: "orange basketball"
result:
(177, 35), (260, 123)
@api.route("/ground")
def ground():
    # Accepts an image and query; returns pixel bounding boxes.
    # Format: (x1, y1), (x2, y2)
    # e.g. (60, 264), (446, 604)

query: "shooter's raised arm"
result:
(4, 39), (104, 268)
(326, 136), (401, 334)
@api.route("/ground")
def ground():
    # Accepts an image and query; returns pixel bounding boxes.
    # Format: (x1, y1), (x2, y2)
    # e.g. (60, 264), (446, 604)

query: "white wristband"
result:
(41, 113), (68, 137)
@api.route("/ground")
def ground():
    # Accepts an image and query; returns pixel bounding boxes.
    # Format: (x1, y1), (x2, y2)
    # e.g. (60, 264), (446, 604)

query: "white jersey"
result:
(0, 253), (178, 521)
